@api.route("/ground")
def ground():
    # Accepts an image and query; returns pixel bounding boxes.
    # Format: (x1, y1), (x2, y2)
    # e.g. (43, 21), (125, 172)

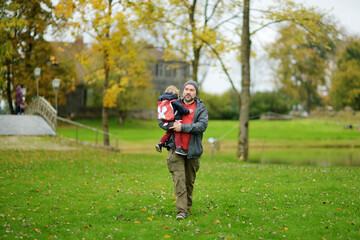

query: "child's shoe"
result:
(175, 146), (187, 156)
(155, 142), (163, 153)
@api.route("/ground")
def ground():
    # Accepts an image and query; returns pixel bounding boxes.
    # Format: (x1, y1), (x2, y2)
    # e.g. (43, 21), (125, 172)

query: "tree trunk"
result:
(189, 0), (200, 83)
(6, 63), (14, 114)
(102, 0), (112, 146)
(118, 111), (125, 126)
(237, 0), (251, 161)
(103, 48), (110, 146)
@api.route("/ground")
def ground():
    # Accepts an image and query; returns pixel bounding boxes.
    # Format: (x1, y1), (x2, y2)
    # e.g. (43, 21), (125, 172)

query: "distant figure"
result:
(15, 86), (23, 115)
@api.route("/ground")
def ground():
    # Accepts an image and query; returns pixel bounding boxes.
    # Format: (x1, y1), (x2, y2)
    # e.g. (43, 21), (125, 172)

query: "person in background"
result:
(15, 86), (23, 115)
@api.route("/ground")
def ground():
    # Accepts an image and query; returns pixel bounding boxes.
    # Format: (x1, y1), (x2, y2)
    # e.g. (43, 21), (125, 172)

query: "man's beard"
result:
(184, 95), (194, 102)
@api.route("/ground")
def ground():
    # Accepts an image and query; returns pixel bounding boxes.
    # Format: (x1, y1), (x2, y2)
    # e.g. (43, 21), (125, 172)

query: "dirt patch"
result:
(0, 136), (82, 151)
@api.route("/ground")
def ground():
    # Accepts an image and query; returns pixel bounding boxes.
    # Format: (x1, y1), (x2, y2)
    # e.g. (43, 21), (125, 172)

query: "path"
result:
(0, 115), (56, 136)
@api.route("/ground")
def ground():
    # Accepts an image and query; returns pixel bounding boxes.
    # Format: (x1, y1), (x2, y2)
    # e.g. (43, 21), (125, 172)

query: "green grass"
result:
(0, 147), (359, 239)
(1, 118), (360, 238)
(56, 118), (360, 150)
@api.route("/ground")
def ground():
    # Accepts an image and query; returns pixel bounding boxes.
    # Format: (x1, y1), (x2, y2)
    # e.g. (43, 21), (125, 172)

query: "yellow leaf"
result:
(164, 235), (171, 238)
(214, 219), (220, 224)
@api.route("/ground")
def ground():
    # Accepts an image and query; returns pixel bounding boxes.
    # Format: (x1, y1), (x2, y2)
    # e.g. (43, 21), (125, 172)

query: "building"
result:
(53, 41), (191, 119)
(149, 48), (191, 94)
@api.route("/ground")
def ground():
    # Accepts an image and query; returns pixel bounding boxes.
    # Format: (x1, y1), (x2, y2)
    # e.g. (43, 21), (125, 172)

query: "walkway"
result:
(0, 115), (56, 136)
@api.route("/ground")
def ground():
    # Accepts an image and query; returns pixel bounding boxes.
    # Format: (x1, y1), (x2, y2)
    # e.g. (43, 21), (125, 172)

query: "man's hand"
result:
(169, 120), (182, 132)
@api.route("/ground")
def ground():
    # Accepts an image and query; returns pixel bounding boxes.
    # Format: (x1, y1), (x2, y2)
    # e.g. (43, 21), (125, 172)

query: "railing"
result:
(57, 116), (119, 151)
(25, 97), (57, 130)
(25, 97), (119, 151)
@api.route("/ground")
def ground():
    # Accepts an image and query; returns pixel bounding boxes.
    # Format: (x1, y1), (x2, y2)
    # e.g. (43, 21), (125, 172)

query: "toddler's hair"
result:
(165, 85), (179, 97)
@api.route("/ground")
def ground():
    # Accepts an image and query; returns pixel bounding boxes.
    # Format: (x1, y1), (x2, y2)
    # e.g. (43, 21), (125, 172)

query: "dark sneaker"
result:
(175, 146), (187, 156)
(176, 213), (187, 220)
(155, 142), (163, 153)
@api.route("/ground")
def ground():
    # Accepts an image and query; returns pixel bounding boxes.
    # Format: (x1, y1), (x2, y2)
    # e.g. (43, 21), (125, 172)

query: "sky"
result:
(201, 0), (360, 94)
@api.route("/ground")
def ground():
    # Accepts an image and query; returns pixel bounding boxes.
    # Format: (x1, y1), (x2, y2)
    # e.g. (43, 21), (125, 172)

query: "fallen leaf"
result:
(140, 209), (146, 212)
(163, 226), (168, 229)
(164, 235), (171, 238)
(214, 219), (220, 224)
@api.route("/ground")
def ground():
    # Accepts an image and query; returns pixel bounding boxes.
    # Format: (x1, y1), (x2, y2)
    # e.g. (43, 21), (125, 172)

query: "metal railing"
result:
(57, 116), (119, 151)
(25, 97), (57, 130)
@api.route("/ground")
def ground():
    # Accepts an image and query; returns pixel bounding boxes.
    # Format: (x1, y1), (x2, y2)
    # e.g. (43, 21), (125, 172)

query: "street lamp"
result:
(21, 88), (27, 101)
(52, 78), (61, 113)
(34, 67), (41, 100)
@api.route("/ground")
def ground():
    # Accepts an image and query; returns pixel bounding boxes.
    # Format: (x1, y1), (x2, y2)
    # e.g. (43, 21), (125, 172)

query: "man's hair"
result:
(165, 85), (179, 97)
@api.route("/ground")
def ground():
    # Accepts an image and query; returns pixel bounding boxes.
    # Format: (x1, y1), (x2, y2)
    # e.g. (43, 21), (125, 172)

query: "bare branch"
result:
(251, 20), (283, 35)
(212, 12), (242, 31)
(205, 0), (221, 24)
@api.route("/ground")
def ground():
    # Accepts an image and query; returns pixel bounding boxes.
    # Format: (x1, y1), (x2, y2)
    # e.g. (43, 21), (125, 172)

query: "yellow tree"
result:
(0, 0), (53, 113)
(55, 0), (152, 145)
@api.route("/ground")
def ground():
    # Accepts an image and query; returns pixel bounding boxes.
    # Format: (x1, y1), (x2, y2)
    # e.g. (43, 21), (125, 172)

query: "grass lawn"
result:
(0, 137), (359, 239)
(56, 118), (360, 151)
(1, 117), (360, 239)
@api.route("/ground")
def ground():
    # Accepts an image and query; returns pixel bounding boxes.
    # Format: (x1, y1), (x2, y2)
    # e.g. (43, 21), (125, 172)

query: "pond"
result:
(249, 148), (360, 167)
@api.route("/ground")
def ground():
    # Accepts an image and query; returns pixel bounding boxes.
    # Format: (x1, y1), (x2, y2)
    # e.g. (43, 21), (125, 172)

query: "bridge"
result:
(0, 97), (119, 151)
(0, 97), (57, 136)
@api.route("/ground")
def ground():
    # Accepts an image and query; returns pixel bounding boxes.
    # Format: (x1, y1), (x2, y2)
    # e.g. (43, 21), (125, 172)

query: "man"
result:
(158, 80), (208, 220)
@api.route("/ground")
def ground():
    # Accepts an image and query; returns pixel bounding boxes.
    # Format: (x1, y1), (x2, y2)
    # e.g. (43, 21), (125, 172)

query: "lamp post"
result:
(52, 78), (61, 113)
(34, 67), (41, 100)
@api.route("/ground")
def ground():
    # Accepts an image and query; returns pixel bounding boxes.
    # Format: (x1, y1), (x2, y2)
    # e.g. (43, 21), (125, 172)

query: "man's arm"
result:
(170, 105), (208, 134)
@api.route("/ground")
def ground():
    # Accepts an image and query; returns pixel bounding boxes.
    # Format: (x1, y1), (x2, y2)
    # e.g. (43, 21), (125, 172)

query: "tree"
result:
(0, 0), (53, 113)
(134, 0), (240, 84)
(56, 0), (152, 145)
(137, 0), (338, 161)
(250, 91), (292, 117)
(330, 38), (360, 110)
(267, 23), (337, 113)
(238, 0), (251, 160)
(201, 90), (239, 120)
(235, 0), (338, 160)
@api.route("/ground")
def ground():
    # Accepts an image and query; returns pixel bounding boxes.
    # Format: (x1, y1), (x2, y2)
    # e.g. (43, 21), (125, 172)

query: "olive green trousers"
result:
(166, 150), (200, 214)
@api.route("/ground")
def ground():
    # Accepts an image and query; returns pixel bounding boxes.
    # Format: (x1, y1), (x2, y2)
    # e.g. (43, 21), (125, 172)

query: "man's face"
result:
(183, 84), (196, 102)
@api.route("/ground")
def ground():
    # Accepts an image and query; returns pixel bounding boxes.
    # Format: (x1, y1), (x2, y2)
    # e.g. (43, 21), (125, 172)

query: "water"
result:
(250, 148), (360, 166)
